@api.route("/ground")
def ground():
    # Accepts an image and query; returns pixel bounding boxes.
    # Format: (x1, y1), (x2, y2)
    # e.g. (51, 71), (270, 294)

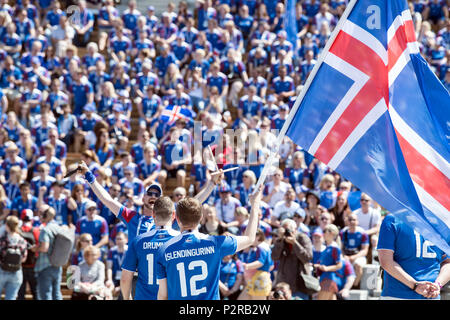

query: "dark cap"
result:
(306, 190), (321, 204)
(147, 183), (163, 195)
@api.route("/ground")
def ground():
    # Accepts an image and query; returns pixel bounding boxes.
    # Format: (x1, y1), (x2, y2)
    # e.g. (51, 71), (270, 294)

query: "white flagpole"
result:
(253, 0), (359, 194)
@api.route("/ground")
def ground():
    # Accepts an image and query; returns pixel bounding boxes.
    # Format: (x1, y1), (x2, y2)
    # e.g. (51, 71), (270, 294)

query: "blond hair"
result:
(6, 216), (20, 234)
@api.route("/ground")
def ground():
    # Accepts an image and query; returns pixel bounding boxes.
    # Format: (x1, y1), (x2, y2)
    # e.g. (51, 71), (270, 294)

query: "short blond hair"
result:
(83, 245), (100, 260)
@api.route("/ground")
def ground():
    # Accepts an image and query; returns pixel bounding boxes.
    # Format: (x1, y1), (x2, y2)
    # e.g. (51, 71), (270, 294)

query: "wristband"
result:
(435, 281), (443, 289)
(84, 171), (96, 184)
(412, 282), (419, 291)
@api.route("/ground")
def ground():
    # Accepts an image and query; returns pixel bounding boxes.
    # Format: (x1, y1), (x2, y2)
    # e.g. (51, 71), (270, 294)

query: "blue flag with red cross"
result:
(281, 0), (450, 254)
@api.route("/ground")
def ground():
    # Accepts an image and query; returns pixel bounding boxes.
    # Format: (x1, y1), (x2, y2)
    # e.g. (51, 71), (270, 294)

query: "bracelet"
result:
(412, 282), (419, 291)
(435, 281), (443, 289)
(84, 171), (96, 184)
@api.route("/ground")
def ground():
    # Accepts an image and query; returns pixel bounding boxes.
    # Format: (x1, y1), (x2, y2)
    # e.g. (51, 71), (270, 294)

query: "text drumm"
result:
(179, 304), (271, 317)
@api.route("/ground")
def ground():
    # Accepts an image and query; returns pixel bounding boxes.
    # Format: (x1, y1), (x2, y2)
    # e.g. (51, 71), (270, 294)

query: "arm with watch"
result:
(378, 249), (444, 298)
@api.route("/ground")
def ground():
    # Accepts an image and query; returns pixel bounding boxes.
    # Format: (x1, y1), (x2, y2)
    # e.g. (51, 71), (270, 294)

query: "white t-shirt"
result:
(264, 181), (290, 208)
(272, 200), (300, 221)
(354, 207), (381, 231)
(215, 197), (241, 223)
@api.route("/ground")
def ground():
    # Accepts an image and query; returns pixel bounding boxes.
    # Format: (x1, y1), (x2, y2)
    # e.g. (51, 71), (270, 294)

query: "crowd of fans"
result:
(0, 0), (448, 300)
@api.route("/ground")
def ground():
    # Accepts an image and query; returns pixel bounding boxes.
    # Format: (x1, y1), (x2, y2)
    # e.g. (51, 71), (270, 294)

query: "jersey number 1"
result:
(176, 260), (208, 297)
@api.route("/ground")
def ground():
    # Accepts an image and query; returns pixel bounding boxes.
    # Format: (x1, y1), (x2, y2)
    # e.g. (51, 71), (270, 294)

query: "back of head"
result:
(6, 215), (20, 234)
(176, 197), (202, 228)
(153, 196), (175, 223)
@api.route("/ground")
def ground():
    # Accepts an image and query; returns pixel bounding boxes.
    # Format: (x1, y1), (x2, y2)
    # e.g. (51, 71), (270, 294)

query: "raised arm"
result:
(235, 186), (263, 252)
(78, 161), (122, 216)
(194, 169), (223, 204)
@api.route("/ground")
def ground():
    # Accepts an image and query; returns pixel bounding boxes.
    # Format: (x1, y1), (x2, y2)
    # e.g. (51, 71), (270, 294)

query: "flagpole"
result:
(253, 0), (359, 194)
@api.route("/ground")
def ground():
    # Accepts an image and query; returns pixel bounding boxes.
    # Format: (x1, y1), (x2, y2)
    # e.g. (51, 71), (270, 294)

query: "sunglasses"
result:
(147, 191), (161, 197)
(361, 199), (369, 202)
(320, 217), (329, 221)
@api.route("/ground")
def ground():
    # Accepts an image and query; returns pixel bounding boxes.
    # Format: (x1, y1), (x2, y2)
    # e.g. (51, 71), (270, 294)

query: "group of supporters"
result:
(0, 0), (448, 300)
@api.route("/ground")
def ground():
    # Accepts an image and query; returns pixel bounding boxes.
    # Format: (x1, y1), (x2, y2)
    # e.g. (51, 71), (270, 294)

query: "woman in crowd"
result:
(234, 170), (256, 207)
(91, 128), (115, 170)
(71, 233), (93, 266)
(199, 204), (226, 236)
(0, 216), (28, 300)
(314, 224), (343, 300)
(219, 253), (244, 300)
(238, 229), (274, 300)
(71, 245), (112, 300)
(329, 193), (352, 229)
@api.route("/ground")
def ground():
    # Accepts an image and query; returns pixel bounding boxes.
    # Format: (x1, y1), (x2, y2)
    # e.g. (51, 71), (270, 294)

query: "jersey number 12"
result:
(176, 260), (208, 297)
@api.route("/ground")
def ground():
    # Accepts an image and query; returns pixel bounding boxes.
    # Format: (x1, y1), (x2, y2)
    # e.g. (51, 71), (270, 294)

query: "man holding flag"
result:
(260, 0), (450, 299)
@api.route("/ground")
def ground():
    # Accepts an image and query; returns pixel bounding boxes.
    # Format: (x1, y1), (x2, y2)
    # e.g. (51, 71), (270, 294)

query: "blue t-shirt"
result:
(318, 243), (343, 284)
(241, 242), (273, 272)
(107, 246), (128, 283)
(377, 214), (447, 299)
(122, 227), (180, 300)
(156, 230), (237, 300)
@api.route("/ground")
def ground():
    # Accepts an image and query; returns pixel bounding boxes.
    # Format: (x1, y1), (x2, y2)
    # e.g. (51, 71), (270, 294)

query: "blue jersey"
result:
(156, 230), (237, 300)
(118, 205), (154, 243)
(107, 246), (128, 283)
(377, 214), (448, 299)
(240, 242), (273, 272)
(122, 227), (180, 300)
(318, 243), (343, 284)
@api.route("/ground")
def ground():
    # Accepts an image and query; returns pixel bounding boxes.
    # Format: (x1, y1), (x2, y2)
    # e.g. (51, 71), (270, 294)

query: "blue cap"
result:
(267, 94), (276, 102)
(112, 103), (123, 112)
(277, 30), (287, 38)
(279, 104), (289, 111)
(294, 208), (306, 219)
(148, 5), (155, 11)
(219, 184), (231, 193)
(84, 103), (96, 112)
(312, 227), (323, 237)
(27, 76), (38, 83)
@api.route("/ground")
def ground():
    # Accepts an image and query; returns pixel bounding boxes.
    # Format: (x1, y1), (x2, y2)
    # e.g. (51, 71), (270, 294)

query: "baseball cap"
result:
(27, 76), (38, 83)
(279, 104), (289, 111)
(85, 200), (97, 211)
(146, 183), (162, 196)
(267, 94), (276, 102)
(294, 208), (306, 219)
(277, 30), (287, 38)
(147, 5), (155, 11)
(306, 190), (321, 204)
(21, 209), (34, 222)
(219, 184), (231, 193)
(112, 103), (123, 112)
(84, 103), (96, 112)
(312, 227), (323, 237)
